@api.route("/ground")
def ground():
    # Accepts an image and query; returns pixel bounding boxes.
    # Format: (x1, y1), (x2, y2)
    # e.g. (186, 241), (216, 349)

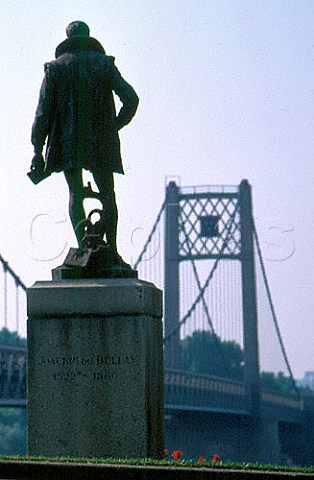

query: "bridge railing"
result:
(164, 368), (305, 422)
(164, 368), (250, 415)
(0, 344), (26, 406)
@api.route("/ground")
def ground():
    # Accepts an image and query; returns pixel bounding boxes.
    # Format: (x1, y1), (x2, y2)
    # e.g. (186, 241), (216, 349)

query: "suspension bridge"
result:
(133, 180), (302, 415)
(0, 179), (311, 463)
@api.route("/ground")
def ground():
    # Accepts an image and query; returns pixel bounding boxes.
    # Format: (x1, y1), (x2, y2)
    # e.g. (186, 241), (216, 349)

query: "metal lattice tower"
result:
(164, 179), (260, 414)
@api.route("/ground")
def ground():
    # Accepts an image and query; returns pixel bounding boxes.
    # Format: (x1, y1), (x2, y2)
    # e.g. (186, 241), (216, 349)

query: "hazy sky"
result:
(0, 1), (313, 377)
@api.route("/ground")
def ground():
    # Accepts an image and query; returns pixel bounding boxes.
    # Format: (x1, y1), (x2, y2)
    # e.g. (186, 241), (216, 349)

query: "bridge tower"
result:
(164, 179), (260, 414)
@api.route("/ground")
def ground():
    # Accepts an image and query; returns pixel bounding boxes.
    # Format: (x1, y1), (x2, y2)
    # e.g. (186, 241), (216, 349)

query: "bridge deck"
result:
(165, 369), (304, 423)
(0, 346), (304, 423)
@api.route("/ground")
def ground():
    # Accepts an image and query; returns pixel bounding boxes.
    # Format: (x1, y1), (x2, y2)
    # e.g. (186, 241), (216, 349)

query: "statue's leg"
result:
(92, 170), (118, 252)
(64, 169), (85, 246)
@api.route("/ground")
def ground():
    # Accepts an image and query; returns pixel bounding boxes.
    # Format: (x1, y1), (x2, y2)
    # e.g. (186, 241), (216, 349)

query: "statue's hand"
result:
(31, 153), (45, 171)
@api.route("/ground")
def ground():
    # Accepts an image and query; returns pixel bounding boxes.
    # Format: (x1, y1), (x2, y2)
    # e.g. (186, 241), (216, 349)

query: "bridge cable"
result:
(4, 268), (7, 328)
(253, 224), (300, 398)
(15, 280), (20, 333)
(164, 205), (238, 342)
(181, 228), (233, 376)
(0, 254), (27, 291)
(132, 198), (167, 271)
(133, 191), (239, 378)
(0, 254), (27, 336)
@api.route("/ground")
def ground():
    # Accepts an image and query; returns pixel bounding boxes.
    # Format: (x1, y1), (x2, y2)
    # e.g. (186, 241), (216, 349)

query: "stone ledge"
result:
(27, 278), (162, 317)
(0, 461), (313, 480)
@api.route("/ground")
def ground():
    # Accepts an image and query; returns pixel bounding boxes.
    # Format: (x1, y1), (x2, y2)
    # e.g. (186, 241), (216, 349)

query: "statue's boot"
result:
(104, 245), (132, 271)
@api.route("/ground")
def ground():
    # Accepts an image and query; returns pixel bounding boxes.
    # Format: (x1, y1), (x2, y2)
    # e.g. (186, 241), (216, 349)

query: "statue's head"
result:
(66, 21), (90, 38)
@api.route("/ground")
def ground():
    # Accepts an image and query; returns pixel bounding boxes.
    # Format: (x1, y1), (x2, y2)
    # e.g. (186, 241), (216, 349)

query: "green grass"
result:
(0, 455), (313, 474)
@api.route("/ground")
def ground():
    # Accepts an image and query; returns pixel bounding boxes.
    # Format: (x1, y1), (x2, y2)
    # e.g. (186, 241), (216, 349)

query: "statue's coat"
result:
(32, 37), (139, 174)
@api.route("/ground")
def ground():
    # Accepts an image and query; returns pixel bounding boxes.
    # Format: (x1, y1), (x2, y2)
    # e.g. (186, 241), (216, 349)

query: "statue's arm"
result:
(31, 63), (55, 154)
(108, 57), (139, 130)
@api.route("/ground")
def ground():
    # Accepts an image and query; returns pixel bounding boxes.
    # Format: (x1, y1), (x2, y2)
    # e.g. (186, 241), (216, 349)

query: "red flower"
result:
(212, 454), (221, 462)
(172, 450), (183, 461)
(25, 453), (29, 460)
(197, 456), (206, 465)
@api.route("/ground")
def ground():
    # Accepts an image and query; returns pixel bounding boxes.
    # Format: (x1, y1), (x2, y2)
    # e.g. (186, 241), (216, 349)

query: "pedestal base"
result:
(27, 278), (164, 459)
(52, 245), (138, 280)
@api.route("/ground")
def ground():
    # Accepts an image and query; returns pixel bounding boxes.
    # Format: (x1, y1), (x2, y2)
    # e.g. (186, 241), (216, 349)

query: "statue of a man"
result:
(31, 21), (139, 267)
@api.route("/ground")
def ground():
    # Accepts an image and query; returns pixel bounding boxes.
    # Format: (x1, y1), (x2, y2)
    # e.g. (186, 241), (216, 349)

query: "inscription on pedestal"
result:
(38, 354), (138, 383)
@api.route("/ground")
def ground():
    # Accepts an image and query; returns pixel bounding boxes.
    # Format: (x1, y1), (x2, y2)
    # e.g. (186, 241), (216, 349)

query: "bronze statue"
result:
(30, 21), (139, 278)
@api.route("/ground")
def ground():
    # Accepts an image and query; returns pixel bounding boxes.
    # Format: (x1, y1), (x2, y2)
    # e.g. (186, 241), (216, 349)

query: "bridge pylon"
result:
(163, 179), (260, 415)
(239, 179), (260, 415)
(164, 182), (180, 368)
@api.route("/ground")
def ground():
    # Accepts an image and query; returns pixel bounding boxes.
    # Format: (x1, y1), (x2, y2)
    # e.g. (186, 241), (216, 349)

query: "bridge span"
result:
(0, 343), (304, 425)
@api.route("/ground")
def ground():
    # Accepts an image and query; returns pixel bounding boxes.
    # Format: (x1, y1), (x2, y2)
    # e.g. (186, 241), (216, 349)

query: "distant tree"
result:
(0, 332), (27, 455)
(0, 408), (27, 455)
(0, 328), (26, 347)
(180, 330), (244, 380)
(260, 371), (313, 398)
(260, 371), (290, 395)
(179, 331), (313, 399)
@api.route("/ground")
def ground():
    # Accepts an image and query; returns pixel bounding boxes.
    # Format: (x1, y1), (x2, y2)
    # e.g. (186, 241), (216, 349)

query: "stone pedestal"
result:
(27, 278), (164, 459)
